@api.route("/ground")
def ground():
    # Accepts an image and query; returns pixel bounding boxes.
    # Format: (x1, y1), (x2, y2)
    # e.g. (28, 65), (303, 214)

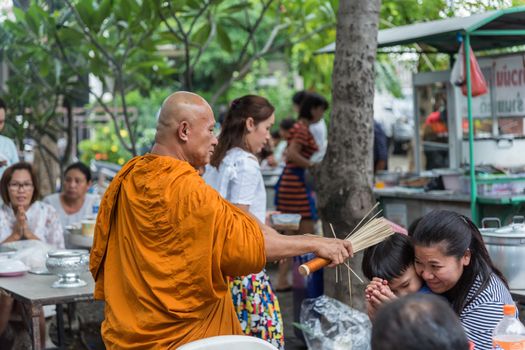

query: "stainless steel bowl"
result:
(46, 250), (90, 288)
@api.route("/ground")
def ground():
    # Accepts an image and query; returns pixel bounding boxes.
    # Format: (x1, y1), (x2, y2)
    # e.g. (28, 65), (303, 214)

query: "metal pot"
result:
(481, 217), (525, 290)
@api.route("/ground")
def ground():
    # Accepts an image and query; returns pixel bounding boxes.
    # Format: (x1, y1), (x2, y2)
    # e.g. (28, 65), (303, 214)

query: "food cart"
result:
(319, 7), (525, 227)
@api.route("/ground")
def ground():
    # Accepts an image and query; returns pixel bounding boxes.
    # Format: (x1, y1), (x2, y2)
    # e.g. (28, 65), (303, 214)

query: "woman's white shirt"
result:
(203, 147), (266, 223)
(43, 193), (96, 228)
(0, 201), (65, 249)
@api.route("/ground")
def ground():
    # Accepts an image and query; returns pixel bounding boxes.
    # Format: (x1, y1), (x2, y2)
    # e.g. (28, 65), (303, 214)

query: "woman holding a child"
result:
(365, 210), (513, 350)
(412, 210), (513, 350)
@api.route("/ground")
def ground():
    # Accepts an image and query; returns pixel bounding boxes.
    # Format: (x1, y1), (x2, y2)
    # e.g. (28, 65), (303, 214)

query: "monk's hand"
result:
(313, 237), (353, 267)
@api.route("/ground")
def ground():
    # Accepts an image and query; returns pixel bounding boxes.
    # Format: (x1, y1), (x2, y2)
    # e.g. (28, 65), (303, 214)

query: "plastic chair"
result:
(177, 335), (279, 350)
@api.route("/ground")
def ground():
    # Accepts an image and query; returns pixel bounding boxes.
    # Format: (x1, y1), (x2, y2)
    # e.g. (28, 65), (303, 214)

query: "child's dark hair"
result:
(362, 233), (414, 281)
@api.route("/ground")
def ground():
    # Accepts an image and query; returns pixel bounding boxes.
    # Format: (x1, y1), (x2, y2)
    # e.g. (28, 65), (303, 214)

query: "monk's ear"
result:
(178, 121), (190, 142)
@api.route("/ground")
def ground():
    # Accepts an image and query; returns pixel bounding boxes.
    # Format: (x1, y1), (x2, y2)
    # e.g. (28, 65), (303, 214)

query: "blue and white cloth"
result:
(459, 274), (515, 350)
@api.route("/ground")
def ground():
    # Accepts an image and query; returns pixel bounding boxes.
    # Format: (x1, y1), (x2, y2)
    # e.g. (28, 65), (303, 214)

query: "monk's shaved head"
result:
(157, 91), (212, 133)
(152, 91), (218, 168)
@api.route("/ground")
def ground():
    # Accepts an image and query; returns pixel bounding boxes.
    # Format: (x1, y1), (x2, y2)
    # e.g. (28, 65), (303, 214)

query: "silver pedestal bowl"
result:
(46, 250), (90, 288)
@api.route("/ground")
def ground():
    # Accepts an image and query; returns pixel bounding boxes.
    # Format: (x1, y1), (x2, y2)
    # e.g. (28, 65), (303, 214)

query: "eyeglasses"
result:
(8, 182), (34, 191)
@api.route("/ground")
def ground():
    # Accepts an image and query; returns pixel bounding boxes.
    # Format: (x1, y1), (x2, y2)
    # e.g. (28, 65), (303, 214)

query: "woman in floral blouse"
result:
(0, 162), (64, 247)
(0, 162), (64, 348)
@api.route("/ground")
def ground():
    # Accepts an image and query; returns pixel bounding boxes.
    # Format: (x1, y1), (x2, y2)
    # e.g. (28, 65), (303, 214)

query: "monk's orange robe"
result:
(90, 154), (266, 349)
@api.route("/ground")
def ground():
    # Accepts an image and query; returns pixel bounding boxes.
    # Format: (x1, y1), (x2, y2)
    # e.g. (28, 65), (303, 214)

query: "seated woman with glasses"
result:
(0, 162), (64, 247)
(0, 162), (64, 348)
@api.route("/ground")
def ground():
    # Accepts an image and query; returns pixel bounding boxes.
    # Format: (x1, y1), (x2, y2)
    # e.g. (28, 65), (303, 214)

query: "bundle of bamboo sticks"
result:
(298, 204), (397, 276)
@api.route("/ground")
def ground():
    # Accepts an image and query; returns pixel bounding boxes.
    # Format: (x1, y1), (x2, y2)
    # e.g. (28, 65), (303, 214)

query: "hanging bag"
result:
(450, 43), (488, 97)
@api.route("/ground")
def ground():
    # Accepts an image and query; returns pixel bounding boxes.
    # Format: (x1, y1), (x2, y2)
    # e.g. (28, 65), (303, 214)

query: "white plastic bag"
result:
(3, 240), (54, 270)
(299, 295), (372, 350)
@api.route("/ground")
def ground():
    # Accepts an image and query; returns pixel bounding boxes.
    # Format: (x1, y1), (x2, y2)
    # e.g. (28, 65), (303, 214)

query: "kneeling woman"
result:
(411, 210), (514, 350)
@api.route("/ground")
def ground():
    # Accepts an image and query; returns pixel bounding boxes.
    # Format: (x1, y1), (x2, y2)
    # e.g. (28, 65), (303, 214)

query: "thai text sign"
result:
(461, 53), (525, 119)
(493, 54), (525, 117)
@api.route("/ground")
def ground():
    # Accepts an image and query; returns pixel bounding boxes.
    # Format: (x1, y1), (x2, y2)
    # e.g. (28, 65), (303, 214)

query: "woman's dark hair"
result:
(64, 162), (92, 182)
(411, 210), (507, 314)
(0, 97), (6, 110)
(372, 294), (470, 350)
(279, 118), (295, 131)
(362, 233), (415, 281)
(298, 92), (329, 121)
(292, 90), (307, 107)
(0, 162), (40, 205)
(210, 95), (274, 168)
(407, 217), (422, 237)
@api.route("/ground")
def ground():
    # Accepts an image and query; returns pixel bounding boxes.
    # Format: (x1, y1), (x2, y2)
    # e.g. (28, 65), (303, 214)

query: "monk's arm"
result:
(261, 223), (353, 265)
(232, 204), (352, 265)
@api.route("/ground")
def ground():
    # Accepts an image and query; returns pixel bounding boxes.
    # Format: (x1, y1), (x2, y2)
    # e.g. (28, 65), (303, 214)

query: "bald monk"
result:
(90, 91), (353, 349)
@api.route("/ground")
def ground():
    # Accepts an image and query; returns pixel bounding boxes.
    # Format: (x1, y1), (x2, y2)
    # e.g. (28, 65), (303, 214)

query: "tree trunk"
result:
(33, 135), (60, 197)
(316, 0), (381, 311)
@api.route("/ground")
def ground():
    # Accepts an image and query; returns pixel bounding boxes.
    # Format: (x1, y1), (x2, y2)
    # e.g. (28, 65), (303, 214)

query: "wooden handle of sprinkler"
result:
(298, 257), (331, 276)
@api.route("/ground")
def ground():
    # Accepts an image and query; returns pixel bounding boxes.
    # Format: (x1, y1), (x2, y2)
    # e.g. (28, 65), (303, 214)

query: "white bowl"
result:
(270, 213), (302, 231)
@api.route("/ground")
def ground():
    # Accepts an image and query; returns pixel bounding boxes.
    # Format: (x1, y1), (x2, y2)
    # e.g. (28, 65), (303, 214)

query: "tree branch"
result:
(63, 0), (118, 68)
(54, 30), (133, 153)
(166, 3), (192, 90)
(187, 0), (211, 35)
(115, 68), (137, 155)
(190, 16), (216, 75)
(268, 22), (332, 54)
(210, 21), (287, 105)
(235, 0), (274, 67)
(30, 131), (61, 164)
(156, 4), (184, 42)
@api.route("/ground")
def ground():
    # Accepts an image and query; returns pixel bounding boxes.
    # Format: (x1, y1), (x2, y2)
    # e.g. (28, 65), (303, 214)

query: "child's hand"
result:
(365, 277), (387, 296)
(366, 280), (397, 310)
(370, 284), (396, 304)
(365, 297), (378, 319)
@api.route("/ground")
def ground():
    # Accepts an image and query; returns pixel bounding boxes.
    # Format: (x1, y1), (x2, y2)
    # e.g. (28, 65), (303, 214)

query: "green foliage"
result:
(124, 87), (174, 154)
(2, 0), (523, 166)
(125, 87), (172, 130)
(2, 0), (173, 157)
(281, 0), (338, 98)
(0, 1), (84, 150)
(78, 124), (131, 165)
(225, 60), (296, 126)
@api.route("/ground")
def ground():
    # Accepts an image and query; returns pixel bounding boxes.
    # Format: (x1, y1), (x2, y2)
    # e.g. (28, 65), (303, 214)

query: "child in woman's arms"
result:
(362, 233), (431, 318)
